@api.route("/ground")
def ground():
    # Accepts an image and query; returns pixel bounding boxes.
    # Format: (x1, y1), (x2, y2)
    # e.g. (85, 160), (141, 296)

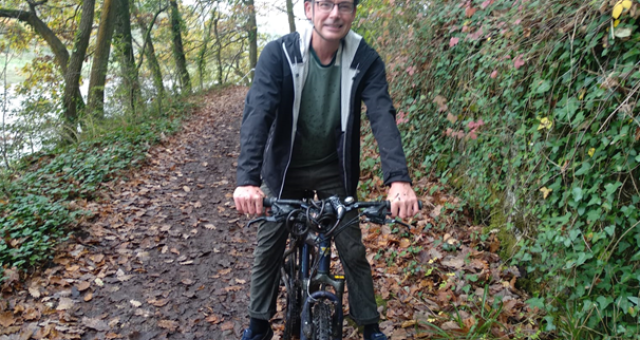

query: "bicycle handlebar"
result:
(258, 196), (422, 232)
(262, 197), (423, 210)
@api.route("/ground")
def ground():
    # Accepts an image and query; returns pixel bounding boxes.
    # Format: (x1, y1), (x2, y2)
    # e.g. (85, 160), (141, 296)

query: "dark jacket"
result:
(237, 23), (411, 197)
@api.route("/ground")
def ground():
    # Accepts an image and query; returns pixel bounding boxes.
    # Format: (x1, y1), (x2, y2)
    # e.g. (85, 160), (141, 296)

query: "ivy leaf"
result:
(572, 187), (583, 202)
(604, 182), (622, 195)
(536, 80), (551, 93)
(526, 297), (545, 310)
(597, 296), (612, 310)
(588, 148), (595, 157)
(604, 225), (616, 237)
(449, 37), (459, 47)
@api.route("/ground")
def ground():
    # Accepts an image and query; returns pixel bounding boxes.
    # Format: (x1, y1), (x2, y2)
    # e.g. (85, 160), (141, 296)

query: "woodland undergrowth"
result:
(0, 95), (192, 281)
(355, 0), (640, 339)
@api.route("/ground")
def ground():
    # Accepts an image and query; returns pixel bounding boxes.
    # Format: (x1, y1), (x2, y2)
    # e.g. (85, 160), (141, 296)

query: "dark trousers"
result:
(248, 162), (380, 325)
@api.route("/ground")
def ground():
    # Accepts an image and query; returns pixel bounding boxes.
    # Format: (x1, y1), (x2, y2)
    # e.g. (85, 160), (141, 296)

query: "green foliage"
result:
(355, 0), (640, 338)
(0, 96), (189, 280)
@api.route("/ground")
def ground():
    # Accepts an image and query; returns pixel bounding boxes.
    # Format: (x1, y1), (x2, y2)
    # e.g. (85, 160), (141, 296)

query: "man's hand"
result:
(233, 186), (265, 216)
(387, 182), (419, 219)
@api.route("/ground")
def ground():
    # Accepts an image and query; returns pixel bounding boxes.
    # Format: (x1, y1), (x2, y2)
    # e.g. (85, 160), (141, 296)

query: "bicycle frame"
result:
(253, 196), (420, 340)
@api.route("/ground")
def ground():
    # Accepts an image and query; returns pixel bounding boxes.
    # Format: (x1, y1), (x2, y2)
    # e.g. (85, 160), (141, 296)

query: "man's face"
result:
(305, 0), (356, 42)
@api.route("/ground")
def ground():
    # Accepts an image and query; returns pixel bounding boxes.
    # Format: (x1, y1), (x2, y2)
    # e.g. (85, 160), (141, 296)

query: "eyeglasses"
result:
(314, 1), (355, 14)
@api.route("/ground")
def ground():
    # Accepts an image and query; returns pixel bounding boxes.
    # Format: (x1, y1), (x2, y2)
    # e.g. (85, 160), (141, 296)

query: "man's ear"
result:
(304, 1), (313, 20)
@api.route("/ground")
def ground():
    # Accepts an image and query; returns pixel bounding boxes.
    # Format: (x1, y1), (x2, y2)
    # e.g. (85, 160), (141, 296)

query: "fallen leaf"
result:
(82, 317), (109, 331)
(204, 224), (217, 230)
(225, 286), (243, 292)
(158, 320), (178, 332)
(116, 269), (132, 282)
(130, 300), (142, 308)
(84, 292), (94, 302)
(401, 320), (416, 328)
(23, 307), (39, 321)
(205, 314), (222, 324)
(28, 287), (41, 299)
(148, 299), (169, 307)
(220, 321), (235, 331)
(57, 297), (74, 311)
(94, 278), (104, 287)
(235, 278), (246, 284)
(183, 186), (191, 192)
(0, 311), (15, 328)
(441, 321), (461, 331)
(76, 281), (91, 292)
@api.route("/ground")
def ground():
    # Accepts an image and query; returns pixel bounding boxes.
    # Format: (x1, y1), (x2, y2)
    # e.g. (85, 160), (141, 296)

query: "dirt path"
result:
(0, 86), (539, 340)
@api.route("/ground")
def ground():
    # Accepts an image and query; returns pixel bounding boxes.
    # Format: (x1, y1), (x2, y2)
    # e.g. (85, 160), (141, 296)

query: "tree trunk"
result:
(286, 0), (296, 33)
(132, 3), (165, 99)
(61, 0), (96, 141)
(197, 7), (216, 90)
(88, 0), (118, 116)
(245, 0), (257, 84)
(169, 0), (191, 94)
(212, 14), (223, 86)
(114, 0), (139, 113)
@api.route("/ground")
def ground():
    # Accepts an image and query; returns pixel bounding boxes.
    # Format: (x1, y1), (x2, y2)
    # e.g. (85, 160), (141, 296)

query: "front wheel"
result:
(312, 301), (332, 340)
(283, 250), (301, 340)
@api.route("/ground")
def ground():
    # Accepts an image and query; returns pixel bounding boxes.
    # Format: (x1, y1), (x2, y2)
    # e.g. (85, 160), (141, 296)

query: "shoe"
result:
(364, 332), (388, 340)
(240, 328), (274, 340)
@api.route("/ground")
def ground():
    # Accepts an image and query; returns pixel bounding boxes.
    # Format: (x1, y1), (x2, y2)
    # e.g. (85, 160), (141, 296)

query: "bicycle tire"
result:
(312, 301), (332, 340)
(283, 250), (301, 340)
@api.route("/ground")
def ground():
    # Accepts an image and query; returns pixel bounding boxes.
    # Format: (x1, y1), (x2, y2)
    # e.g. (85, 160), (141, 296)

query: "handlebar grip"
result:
(383, 200), (424, 209)
(263, 197), (276, 208)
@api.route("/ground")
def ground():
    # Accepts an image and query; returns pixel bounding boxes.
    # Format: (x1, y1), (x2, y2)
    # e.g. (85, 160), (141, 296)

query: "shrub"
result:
(355, 0), (640, 338)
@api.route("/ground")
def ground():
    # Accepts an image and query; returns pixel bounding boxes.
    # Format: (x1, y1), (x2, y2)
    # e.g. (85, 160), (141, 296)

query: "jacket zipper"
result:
(280, 44), (299, 198)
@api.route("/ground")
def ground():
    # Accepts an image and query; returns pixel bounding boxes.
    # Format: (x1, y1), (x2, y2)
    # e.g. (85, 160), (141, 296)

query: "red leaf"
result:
(513, 54), (525, 69)
(406, 66), (415, 76)
(481, 0), (493, 9)
(465, 6), (477, 17)
(449, 37), (459, 47)
(490, 70), (498, 78)
(396, 111), (408, 124)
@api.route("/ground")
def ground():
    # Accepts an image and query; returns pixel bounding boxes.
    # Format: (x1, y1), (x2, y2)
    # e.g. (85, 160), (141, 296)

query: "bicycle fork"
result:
(300, 237), (345, 340)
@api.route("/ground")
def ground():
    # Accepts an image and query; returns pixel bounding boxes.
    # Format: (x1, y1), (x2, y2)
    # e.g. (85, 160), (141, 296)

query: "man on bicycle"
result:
(234, 0), (419, 339)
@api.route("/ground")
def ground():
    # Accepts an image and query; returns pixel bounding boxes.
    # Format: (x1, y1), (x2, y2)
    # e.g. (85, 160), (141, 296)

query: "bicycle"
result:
(247, 195), (421, 340)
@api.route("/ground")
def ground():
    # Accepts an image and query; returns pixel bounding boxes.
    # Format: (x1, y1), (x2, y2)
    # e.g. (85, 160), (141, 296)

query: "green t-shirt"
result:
(290, 48), (342, 168)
